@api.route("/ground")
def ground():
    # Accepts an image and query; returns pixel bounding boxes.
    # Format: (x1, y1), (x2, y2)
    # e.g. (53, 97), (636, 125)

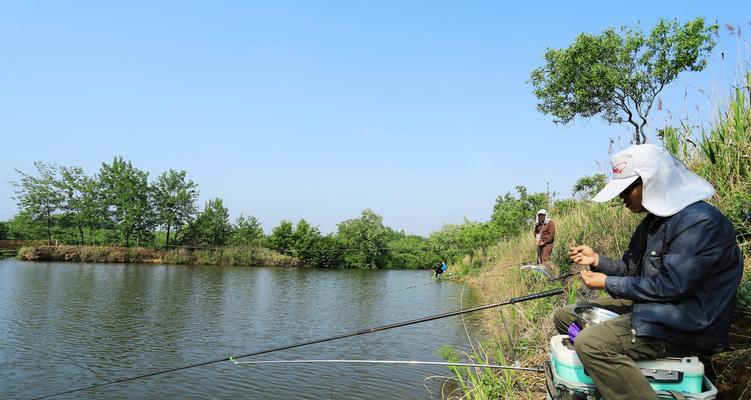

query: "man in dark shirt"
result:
(554, 144), (744, 400)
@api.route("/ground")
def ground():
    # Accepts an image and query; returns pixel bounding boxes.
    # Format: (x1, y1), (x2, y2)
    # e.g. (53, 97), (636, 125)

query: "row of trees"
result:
(10, 158), (200, 247)
(3, 157), (556, 268)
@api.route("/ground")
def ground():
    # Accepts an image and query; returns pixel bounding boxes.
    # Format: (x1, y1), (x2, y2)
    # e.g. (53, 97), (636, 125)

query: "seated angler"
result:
(554, 144), (743, 400)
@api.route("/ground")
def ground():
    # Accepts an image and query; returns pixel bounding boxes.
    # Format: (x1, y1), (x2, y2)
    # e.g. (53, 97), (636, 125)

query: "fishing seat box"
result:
(547, 334), (717, 399)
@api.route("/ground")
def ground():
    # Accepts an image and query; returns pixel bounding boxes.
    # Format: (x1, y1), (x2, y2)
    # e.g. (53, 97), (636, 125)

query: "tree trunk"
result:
(166, 224), (171, 248)
(46, 207), (52, 244)
(78, 225), (84, 245)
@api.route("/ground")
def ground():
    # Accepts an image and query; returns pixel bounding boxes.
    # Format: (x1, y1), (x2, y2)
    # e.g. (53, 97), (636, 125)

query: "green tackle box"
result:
(547, 334), (717, 399)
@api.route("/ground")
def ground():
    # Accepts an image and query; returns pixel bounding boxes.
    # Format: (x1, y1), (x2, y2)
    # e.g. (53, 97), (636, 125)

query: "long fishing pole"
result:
(230, 358), (544, 372)
(33, 288), (563, 400)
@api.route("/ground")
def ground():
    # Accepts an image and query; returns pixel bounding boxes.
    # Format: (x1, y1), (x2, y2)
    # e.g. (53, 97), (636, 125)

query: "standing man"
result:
(535, 209), (556, 265)
(555, 144), (743, 400)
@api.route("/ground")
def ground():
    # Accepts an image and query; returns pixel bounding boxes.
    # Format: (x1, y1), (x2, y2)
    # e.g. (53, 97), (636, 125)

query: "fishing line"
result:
(230, 358), (544, 372)
(32, 288), (563, 400)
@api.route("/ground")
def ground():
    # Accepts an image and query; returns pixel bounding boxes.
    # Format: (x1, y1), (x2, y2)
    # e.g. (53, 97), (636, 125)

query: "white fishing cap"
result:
(592, 144), (715, 216)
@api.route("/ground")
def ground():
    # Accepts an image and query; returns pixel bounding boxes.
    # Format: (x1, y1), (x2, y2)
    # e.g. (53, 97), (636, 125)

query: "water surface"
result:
(0, 259), (484, 399)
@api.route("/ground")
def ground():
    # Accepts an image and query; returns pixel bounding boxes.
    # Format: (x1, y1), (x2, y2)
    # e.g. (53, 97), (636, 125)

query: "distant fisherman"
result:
(433, 262), (443, 277)
(555, 144), (743, 400)
(534, 209), (555, 265)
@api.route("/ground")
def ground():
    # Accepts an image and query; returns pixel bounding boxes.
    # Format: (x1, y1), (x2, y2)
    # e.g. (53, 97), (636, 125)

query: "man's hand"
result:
(537, 240), (544, 246)
(568, 245), (599, 266)
(580, 270), (607, 290)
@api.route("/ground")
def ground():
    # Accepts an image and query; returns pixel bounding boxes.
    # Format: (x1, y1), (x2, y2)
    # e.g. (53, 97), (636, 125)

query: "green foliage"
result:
(0, 221), (7, 240)
(386, 233), (435, 269)
(292, 219), (323, 265)
(190, 198), (232, 247)
(13, 161), (64, 243)
(305, 234), (345, 268)
(737, 276), (751, 318)
(4, 211), (50, 240)
(552, 198), (578, 215)
(229, 214), (264, 247)
(98, 156), (153, 246)
(268, 220), (295, 251)
(336, 208), (390, 268)
(658, 72), (751, 238)
(427, 223), (465, 262)
(58, 165), (102, 245)
(439, 343), (527, 399)
(151, 169), (199, 247)
(572, 174), (607, 200)
(530, 18), (717, 144)
(491, 185), (550, 239)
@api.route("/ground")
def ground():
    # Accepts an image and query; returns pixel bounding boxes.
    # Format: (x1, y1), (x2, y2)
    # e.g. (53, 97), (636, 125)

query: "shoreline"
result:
(16, 245), (302, 268)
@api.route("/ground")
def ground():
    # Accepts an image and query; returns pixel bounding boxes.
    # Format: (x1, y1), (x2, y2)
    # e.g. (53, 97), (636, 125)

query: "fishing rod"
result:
(230, 358), (544, 372)
(33, 288), (563, 400)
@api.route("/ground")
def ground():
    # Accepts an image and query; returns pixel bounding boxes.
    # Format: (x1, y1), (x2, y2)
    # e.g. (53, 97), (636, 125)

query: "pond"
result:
(0, 259), (485, 399)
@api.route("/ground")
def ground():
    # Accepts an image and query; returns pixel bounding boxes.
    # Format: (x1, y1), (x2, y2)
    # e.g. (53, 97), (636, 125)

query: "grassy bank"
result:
(17, 245), (301, 267)
(445, 74), (751, 399)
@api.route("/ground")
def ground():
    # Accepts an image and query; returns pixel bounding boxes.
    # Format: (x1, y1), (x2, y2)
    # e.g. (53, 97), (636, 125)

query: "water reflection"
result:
(0, 260), (482, 399)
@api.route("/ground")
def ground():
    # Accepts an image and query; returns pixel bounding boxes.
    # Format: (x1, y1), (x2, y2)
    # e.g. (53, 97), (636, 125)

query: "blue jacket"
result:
(598, 201), (744, 353)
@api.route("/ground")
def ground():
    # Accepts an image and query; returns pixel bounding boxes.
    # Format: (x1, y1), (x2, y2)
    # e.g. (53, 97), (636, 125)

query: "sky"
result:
(1, 1), (749, 236)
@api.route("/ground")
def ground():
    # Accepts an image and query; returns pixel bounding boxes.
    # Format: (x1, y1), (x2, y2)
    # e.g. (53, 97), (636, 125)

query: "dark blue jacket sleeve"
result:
(604, 216), (721, 302)
(596, 255), (629, 276)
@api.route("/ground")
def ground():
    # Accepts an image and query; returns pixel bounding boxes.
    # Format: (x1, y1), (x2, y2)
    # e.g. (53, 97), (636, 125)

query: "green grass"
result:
(446, 71), (751, 399)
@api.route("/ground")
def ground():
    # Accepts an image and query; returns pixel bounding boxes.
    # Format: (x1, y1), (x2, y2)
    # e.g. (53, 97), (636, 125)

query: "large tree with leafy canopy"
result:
(59, 165), (102, 245)
(151, 169), (198, 247)
(530, 17), (717, 144)
(337, 208), (390, 269)
(13, 162), (64, 243)
(98, 157), (151, 246)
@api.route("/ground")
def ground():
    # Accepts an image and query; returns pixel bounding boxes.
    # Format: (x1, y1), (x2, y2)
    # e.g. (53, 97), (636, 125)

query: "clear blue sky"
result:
(1, 1), (749, 236)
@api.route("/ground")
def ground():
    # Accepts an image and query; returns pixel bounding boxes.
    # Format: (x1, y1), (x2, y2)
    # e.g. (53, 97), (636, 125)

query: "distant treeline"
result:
(1, 156), (562, 268)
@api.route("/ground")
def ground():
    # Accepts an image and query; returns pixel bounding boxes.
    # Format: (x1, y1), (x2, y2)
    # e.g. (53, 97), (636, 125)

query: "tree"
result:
(98, 157), (152, 246)
(572, 174), (607, 199)
(59, 166), (102, 245)
(230, 214), (264, 247)
(491, 186), (550, 239)
(192, 198), (231, 247)
(4, 211), (46, 240)
(152, 169), (199, 247)
(268, 220), (295, 252)
(428, 223), (465, 263)
(292, 219), (321, 261)
(457, 220), (496, 259)
(336, 208), (389, 269)
(13, 161), (64, 243)
(530, 18), (717, 144)
(306, 234), (344, 268)
(0, 220), (7, 240)
(386, 234), (435, 269)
